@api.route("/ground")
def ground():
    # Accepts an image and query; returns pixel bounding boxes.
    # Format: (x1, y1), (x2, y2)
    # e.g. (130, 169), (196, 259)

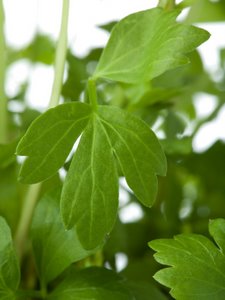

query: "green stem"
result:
(15, 0), (70, 262)
(88, 78), (98, 111)
(49, 0), (69, 108)
(0, 0), (8, 143)
(15, 183), (41, 261)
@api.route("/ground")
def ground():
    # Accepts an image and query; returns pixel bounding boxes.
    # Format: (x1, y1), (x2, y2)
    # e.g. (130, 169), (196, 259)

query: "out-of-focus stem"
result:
(0, 0), (8, 143)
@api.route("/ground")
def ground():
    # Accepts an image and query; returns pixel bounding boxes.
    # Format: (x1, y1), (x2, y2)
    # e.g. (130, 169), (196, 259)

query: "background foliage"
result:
(0, 0), (225, 299)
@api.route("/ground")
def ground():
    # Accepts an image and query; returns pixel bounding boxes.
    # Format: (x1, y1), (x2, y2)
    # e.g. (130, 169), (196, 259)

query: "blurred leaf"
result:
(0, 164), (20, 232)
(94, 8), (209, 83)
(99, 21), (117, 33)
(161, 137), (192, 155)
(126, 281), (168, 300)
(149, 218), (225, 299)
(47, 267), (133, 300)
(0, 140), (17, 169)
(0, 217), (20, 300)
(31, 189), (97, 286)
(9, 34), (55, 65)
(186, 0), (225, 23)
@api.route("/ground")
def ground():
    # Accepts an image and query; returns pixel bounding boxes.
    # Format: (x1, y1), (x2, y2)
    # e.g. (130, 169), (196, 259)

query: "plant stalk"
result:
(15, 183), (41, 261)
(15, 0), (70, 261)
(0, 0), (8, 143)
(49, 0), (70, 108)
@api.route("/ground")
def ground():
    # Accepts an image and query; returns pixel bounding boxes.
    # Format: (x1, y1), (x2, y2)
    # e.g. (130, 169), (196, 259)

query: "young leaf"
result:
(31, 189), (98, 286)
(61, 105), (166, 249)
(94, 8), (210, 83)
(0, 217), (20, 300)
(16, 102), (91, 183)
(47, 267), (133, 300)
(149, 218), (225, 300)
(61, 115), (119, 249)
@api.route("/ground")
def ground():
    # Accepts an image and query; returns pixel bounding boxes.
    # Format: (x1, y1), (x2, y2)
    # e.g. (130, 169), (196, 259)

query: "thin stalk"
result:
(0, 0), (7, 143)
(15, 183), (41, 261)
(49, 0), (69, 108)
(15, 0), (70, 261)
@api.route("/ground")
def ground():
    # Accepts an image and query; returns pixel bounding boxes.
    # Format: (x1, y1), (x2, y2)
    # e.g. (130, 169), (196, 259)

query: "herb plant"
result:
(1, 0), (225, 299)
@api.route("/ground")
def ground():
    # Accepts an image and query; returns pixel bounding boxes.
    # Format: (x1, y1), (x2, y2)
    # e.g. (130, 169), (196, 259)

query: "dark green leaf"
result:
(149, 218), (225, 299)
(16, 102), (92, 183)
(61, 116), (119, 249)
(126, 281), (168, 300)
(94, 8), (209, 83)
(31, 189), (97, 285)
(61, 105), (166, 249)
(47, 267), (133, 300)
(98, 106), (166, 207)
(0, 217), (20, 300)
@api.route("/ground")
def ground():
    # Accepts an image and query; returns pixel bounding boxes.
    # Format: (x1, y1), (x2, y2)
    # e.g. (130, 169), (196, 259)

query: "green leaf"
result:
(0, 217), (20, 300)
(31, 189), (97, 286)
(0, 140), (17, 169)
(47, 267), (133, 300)
(98, 106), (167, 207)
(186, 0), (225, 23)
(126, 281), (168, 300)
(16, 102), (92, 183)
(61, 115), (119, 249)
(61, 105), (166, 249)
(149, 218), (225, 299)
(94, 7), (209, 83)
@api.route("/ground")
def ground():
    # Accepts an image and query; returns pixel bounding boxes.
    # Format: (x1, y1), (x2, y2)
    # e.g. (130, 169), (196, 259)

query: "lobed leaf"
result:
(149, 218), (225, 299)
(0, 217), (20, 300)
(61, 115), (119, 249)
(61, 105), (166, 249)
(98, 106), (167, 206)
(16, 102), (91, 183)
(31, 189), (97, 286)
(17, 101), (166, 250)
(94, 7), (210, 83)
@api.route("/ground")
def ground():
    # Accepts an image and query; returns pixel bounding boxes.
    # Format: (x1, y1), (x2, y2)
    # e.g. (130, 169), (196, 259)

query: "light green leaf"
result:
(16, 102), (91, 183)
(94, 7), (210, 83)
(31, 189), (97, 286)
(0, 217), (20, 300)
(61, 105), (166, 249)
(98, 106), (166, 206)
(149, 218), (225, 300)
(47, 267), (133, 300)
(61, 115), (119, 249)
